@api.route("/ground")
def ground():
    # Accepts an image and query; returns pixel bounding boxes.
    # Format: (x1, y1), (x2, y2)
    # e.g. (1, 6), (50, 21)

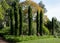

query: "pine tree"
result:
(28, 6), (32, 35)
(19, 6), (23, 35)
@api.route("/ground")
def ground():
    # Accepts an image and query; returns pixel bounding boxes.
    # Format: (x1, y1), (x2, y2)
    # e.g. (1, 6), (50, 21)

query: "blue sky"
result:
(20, 0), (60, 21)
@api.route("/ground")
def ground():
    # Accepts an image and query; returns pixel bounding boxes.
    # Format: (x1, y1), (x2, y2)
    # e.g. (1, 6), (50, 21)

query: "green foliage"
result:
(43, 26), (49, 35)
(0, 0), (57, 37)
(28, 6), (32, 35)
(4, 35), (54, 42)
(0, 0), (10, 27)
(4, 35), (38, 42)
(52, 17), (57, 35)
(1, 0), (10, 11)
(22, 23), (28, 35)
(22, 22), (36, 35)
(45, 20), (52, 32)
(0, 27), (10, 35)
(19, 6), (23, 35)
(0, 12), (4, 20)
(13, 1), (18, 35)
(40, 10), (43, 36)
(36, 11), (39, 35)
(9, 9), (14, 35)
(32, 22), (36, 35)
(19, 38), (60, 43)
(0, 4), (4, 20)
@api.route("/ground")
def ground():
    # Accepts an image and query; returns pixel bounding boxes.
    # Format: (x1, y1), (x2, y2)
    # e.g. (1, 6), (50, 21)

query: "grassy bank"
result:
(18, 38), (60, 43)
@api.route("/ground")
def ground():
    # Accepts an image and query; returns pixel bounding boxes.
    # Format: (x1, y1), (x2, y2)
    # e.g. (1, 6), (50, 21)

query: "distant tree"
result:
(45, 20), (52, 33)
(21, 0), (42, 14)
(39, 1), (47, 13)
(26, 0), (31, 1)
(20, 0), (48, 23)
(52, 17), (57, 35)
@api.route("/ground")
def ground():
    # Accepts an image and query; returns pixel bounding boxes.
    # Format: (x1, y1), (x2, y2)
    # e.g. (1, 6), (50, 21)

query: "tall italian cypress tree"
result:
(9, 9), (14, 35)
(28, 6), (32, 35)
(13, 1), (18, 36)
(40, 10), (43, 36)
(36, 11), (39, 35)
(52, 17), (56, 35)
(19, 6), (23, 35)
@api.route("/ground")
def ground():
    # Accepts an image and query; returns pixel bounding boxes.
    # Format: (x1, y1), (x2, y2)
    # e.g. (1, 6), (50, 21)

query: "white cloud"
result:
(45, 4), (60, 21)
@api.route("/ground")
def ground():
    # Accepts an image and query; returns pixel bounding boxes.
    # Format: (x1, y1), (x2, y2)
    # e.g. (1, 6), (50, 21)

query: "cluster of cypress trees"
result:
(36, 10), (43, 36)
(9, 1), (19, 36)
(9, 3), (44, 36)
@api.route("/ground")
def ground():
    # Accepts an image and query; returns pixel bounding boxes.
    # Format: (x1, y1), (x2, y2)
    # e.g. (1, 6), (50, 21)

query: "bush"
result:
(4, 35), (38, 42)
(0, 27), (10, 35)
(22, 23), (28, 35)
(22, 22), (36, 35)
(4, 35), (54, 42)
(31, 22), (36, 35)
(42, 26), (49, 35)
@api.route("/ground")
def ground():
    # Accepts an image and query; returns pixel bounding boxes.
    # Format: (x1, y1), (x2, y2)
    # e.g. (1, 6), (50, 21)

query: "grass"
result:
(4, 35), (60, 43)
(4, 35), (54, 42)
(18, 38), (60, 43)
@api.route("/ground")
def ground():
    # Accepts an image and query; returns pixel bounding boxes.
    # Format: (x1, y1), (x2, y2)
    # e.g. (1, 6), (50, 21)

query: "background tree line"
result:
(0, 0), (60, 37)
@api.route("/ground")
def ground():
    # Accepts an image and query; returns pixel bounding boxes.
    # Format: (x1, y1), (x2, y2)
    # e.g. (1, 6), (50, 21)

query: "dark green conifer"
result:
(9, 9), (14, 35)
(40, 10), (43, 36)
(52, 17), (56, 35)
(36, 11), (39, 35)
(19, 6), (23, 35)
(13, 1), (18, 36)
(28, 6), (32, 35)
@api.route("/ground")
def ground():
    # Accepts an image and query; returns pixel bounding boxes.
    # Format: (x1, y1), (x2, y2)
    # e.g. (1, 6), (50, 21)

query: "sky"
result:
(20, 0), (60, 21)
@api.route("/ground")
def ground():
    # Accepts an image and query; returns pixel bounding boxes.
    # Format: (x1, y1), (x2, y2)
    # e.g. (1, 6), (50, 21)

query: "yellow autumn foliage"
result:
(20, 0), (48, 23)
(20, 0), (43, 14)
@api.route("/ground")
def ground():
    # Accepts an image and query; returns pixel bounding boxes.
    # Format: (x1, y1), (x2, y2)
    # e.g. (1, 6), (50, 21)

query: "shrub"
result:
(22, 22), (36, 35)
(22, 23), (28, 35)
(0, 27), (10, 35)
(42, 26), (49, 35)
(4, 35), (38, 42)
(4, 35), (54, 42)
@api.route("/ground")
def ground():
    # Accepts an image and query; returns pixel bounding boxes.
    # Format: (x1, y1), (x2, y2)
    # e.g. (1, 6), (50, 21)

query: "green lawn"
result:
(18, 38), (60, 43)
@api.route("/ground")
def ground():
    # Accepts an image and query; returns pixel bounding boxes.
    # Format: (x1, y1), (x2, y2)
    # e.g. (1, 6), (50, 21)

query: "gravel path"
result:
(0, 37), (8, 43)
